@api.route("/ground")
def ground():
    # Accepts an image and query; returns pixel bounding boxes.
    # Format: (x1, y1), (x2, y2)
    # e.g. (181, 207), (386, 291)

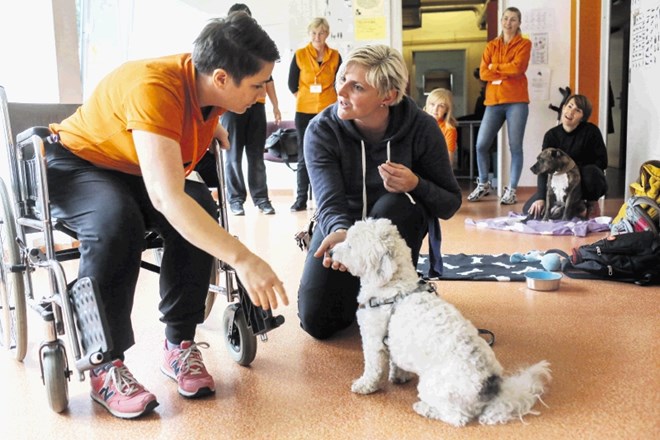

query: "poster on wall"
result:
(630, 2), (660, 69)
(289, 0), (389, 57)
(523, 8), (554, 33)
(531, 32), (549, 64)
(354, 0), (386, 41)
(626, 0), (660, 189)
(529, 66), (551, 101)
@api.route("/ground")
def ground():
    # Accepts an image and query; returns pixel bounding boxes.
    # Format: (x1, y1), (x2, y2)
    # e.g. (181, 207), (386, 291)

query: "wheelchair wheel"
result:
(0, 179), (27, 361)
(41, 343), (69, 413)
(222, 303), (257, 366)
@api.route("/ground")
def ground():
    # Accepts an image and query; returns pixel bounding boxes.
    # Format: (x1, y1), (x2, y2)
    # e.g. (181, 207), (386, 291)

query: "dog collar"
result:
(358, 280), (435, 309)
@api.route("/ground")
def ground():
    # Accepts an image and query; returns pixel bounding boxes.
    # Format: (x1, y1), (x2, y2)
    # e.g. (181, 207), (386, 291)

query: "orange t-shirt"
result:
(438, 119), (457, 154)
(50, 53), (223, 175)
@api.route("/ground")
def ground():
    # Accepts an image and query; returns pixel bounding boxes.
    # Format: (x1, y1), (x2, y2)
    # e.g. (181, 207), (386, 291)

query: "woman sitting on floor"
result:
(523, 94), (608, 219)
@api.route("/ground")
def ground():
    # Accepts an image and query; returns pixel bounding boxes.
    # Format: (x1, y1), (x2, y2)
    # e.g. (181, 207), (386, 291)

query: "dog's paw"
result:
(412, 401), (438, 420)
(549, 206), (563, 218)
(351, 376), (381, 394)
(389, 368), (414, 384)
(413, 401), (468, 426)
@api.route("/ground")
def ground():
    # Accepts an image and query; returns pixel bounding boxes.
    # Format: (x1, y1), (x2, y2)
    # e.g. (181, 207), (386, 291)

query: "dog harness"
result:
(358, 280), (496, 347)
(358, 279), (435, 309)
(358, 280), (436, 350)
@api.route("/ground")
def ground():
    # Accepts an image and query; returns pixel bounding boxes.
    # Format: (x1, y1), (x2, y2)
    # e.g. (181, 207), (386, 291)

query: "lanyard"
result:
(307, 45), (330, 83)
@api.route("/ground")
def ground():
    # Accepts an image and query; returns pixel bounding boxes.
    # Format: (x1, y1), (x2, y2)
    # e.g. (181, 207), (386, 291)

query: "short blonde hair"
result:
(425, 88), (457, 128)
(339, 45), (408, 105)
(308, 17), (329, 34)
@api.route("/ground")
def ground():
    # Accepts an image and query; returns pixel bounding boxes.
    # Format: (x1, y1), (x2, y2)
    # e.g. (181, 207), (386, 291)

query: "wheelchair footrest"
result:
(70, 277), (113, 372)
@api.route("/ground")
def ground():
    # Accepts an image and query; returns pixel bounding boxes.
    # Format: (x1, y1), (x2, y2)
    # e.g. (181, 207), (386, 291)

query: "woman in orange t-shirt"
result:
(425, 88), (457, 167)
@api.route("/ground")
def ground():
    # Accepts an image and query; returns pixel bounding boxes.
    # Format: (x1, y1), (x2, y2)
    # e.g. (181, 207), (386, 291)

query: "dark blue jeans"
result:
(297, 193), (429, 340)
(220, 102), (269, 205)
(294, 112), (317, 202)
(45, 141), (217, 357)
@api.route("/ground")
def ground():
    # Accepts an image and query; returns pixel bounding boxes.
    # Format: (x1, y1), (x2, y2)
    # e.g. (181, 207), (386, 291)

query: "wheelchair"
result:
(0, 86), (284, 413)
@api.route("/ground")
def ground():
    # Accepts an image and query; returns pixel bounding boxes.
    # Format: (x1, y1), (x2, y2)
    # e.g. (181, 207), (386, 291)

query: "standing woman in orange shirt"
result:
(467, 7), (531, 205)
(425, 88), (457, 166)
(288, 17), (342, 211)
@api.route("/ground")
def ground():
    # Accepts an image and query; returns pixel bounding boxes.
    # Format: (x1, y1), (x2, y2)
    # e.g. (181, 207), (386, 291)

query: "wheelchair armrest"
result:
(17, 126), (52, 144)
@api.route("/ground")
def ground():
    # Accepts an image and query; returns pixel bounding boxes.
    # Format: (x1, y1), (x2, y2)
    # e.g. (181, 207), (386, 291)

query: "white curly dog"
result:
(330, 218), (551, 427)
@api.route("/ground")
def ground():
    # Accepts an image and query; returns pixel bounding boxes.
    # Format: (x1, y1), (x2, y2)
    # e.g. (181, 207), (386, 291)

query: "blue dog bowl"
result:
(525, 271), (562, 291)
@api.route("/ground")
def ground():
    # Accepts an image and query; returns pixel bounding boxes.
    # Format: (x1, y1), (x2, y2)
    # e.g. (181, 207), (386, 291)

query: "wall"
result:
(0, 1), (60, 103)
(625, 0), (660, 188)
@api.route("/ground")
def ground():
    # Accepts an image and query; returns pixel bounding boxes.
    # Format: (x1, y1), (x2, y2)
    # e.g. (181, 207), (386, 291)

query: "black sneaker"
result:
(257, 201), (275, 215)
(290, 199), (307, 212)
(229, 202), (245, 216)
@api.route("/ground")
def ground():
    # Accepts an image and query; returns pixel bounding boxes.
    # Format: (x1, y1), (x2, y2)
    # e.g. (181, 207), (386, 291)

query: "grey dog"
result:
(530, 148), (583, 220)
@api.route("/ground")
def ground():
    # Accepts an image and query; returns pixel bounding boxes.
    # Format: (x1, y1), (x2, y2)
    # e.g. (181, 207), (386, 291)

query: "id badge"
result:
(310, 84), (322, 94)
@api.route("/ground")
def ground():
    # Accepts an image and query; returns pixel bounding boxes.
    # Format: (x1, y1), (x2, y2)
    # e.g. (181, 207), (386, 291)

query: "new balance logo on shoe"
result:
(161, 340), (216, 398)
(90, 359), (159, 419)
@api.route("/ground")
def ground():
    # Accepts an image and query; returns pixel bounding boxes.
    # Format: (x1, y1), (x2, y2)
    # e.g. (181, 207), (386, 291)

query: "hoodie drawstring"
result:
(361, 140), (368, 220)
(361, 140), (416, 220)
(385, 141), (416, 205)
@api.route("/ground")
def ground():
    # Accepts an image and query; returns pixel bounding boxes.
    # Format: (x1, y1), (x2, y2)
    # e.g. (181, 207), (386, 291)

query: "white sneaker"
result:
(500, 187), (517, 205)
(467, 181), (492, 202)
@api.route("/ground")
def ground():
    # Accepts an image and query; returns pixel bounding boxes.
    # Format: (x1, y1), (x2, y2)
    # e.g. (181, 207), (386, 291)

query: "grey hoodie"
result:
(304, 95), (462, 237)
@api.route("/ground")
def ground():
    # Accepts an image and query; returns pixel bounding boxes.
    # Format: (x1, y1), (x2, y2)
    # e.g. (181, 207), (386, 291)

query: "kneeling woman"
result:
(296, 45), (462, 339)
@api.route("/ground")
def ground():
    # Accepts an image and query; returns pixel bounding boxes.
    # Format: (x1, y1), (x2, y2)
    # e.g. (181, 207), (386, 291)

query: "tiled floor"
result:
(0, 188), (657, 440)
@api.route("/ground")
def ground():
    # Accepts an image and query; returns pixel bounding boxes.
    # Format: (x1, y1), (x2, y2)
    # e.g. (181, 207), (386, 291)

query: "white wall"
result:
(0, 1), (59, 103)
(499, 0), (572, 188)
(625, 0), (660, 188)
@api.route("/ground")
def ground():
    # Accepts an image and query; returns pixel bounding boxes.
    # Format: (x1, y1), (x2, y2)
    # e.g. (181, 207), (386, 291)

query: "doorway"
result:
(606, 0), (630, 198)
(412, 50), (467, 115)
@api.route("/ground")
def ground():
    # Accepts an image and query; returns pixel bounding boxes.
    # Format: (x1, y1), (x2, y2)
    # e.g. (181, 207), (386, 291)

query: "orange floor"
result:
(1, 188), (658, 440)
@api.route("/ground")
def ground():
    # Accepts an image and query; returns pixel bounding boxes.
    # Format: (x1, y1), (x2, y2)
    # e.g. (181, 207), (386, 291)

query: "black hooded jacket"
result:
(304, 95), (462, 237)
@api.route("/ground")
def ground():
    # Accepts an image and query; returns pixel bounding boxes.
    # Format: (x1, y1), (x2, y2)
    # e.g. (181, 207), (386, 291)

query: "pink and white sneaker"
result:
(90, 359), (159, 419)
(161, 340), (215, 398)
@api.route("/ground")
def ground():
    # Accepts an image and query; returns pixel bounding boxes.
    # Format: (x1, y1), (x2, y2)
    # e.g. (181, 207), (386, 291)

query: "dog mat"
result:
(417, 253), (544, 281)
(465, 212), (611, 237)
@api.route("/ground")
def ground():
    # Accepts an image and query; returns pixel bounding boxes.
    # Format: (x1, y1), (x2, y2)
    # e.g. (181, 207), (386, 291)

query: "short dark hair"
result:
(228, 3), (251, 16)
(192, 13), (279, 84)
(566, 94), (593, 122)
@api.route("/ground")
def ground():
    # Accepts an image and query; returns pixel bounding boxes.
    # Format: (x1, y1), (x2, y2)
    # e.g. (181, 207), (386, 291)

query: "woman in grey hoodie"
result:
(297, 45), (462, 339)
